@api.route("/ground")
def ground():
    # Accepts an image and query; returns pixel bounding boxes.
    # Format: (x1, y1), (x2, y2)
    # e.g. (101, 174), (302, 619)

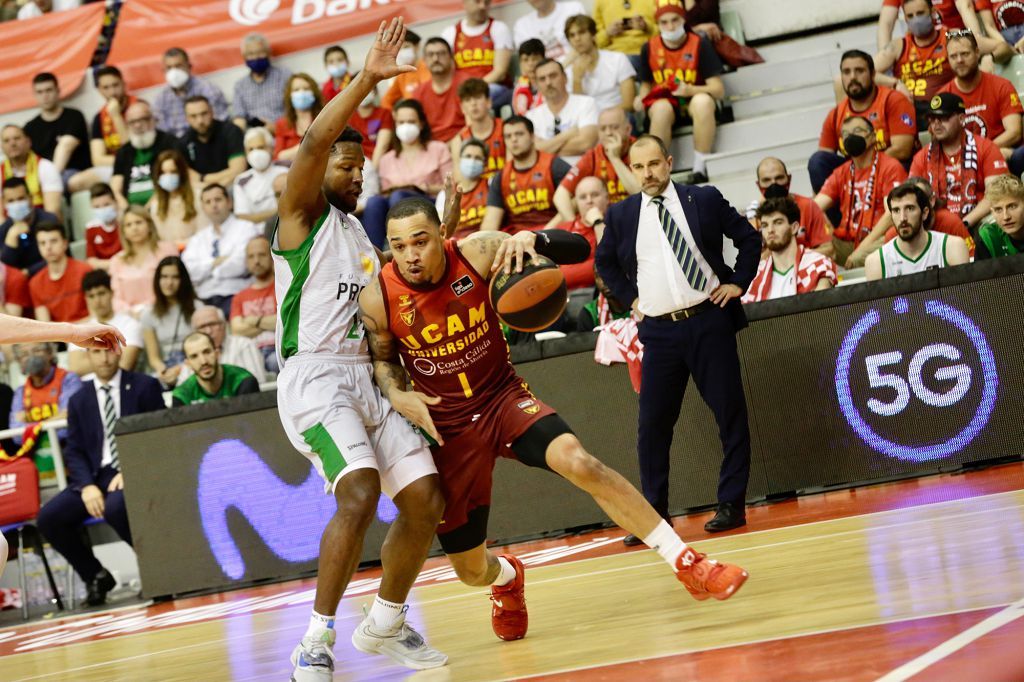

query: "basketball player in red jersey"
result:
(358, 197), (749, 643)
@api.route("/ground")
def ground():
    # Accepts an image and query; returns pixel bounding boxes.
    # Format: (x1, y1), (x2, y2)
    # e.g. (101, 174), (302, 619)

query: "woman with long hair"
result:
(141, 256), (202, 387)
(109, 206), (179, 316)
(274, 73), (324, 162)
(361, 98), (453, 247)
(150, 148), (201, 246)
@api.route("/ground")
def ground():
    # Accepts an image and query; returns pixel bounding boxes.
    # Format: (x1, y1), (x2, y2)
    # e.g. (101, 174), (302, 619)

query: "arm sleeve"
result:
(697, 36), (725, 80)
(887, 90), (918, 136)
(212, 226), (258, 280)
(225, 123), (246, 159)
(209, 83), (231, 122)
(112, 147), (131, 183)
(90, 115), (102, 140)
(491, 20), (515, 50)
(140, 377), (168, 412)
(9, 388), (24, 432)
(487, 173), (504, 208)
(820, 168), (843, 203)
(713, 187), (763, 289)
(232, 80), (250, 120)
(551, 158), (572, 188)
(37, 160), (63, 193)
(593, 204), (639, 305)
(533, 228), (592, 263)
(559, 154), (591, 193)
(578, 97), (599, 127)
(180, 236), (214, 284)
(233, 179), (254, 216)
(71, 110), (90, 145)
(819, 108), (839, 150)
(974, 235), (993, 259)
(62, 398), (94, 489)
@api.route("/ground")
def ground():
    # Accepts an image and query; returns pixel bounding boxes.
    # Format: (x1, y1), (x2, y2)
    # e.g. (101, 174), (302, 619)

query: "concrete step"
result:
(715, 103), (831, 153)
(755, 22), (877, 63)
(730, 81), (834, 119)
(705, 136), (819, 178)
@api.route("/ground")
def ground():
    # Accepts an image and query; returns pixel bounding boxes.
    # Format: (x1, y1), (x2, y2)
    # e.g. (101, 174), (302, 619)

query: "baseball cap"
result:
(654, 0), (686, 21)
(927, 92), (965, 117)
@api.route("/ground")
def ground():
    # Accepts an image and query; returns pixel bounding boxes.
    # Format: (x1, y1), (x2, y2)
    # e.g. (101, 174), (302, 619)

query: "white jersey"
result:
(879, 230), (948, 279)
(272, 205), (379, 366)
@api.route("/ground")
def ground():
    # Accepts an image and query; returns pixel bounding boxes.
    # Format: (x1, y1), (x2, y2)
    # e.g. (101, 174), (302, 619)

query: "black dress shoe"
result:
(704, 503), (746, 533)
(85, 569), (116, 606)
(623, 515), (672, 546)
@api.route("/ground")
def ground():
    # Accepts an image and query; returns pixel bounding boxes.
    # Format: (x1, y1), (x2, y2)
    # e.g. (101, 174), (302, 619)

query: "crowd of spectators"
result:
(4, 0), (1024, 606)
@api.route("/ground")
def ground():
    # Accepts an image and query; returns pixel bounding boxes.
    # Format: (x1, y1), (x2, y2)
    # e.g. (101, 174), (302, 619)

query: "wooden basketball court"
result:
(3, 463), (1023, 681)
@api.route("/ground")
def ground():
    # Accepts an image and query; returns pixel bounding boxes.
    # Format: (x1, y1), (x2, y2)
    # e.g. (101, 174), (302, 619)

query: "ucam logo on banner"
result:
(108, 0), (473, 91)
(834, 296), (999, 462)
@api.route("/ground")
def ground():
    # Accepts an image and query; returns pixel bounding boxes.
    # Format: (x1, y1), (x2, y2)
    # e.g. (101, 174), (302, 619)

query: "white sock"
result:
(492, 556), (517, 587)
(642, 520), (688, 568)
(369, 595), (406, 631)
(692, 151), (708, 175)
(304, 611), (334, 640)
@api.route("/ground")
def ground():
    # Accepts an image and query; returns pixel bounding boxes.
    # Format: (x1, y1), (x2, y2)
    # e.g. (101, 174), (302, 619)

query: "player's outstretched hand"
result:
(492, 231), (539, 275)
(440, 173), (463, 240)
(391, 390), (445, 446)
(67, 322), (126, 351)
(363, 17), (416, 82)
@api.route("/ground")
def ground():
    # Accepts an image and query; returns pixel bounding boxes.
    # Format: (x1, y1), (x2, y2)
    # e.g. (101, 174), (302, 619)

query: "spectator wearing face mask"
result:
(348, 84), (394, 169)
(111, 101), (184, 210)
(745, 157), (834, 259)
(436, 138), (491, 238)
(362, 99), (454, 248)
(321, 45), (352, 102)
(233, 127), (288, 228)
(1, 177), (59, 275)
(149, 148), (202, 246)
(153, 47), (229, 138)
(83, 182), (123, 271)
(274, 73), (324, 163)
(231, 33), (292, 130)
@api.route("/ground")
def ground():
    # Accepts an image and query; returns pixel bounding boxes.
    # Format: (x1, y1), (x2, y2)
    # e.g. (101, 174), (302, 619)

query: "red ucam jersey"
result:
(379, 239), (518, 431)
(453, 19), (500, 80)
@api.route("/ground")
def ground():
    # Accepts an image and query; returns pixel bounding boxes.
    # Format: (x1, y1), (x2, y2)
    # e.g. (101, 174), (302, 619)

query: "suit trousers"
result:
(37, 466), (133, 582)
(636, 305), (751, 517)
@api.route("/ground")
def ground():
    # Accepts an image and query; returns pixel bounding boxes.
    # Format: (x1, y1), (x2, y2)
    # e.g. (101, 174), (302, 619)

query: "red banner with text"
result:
(106, 0), (473, 91)
(0, 3), (107, 115)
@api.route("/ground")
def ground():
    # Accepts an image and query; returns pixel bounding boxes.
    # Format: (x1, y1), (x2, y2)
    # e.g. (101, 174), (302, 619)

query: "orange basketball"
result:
(488, 255), (568, 332)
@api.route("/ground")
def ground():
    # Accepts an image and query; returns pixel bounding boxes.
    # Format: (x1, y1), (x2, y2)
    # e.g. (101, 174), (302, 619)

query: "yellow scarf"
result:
(2, 153), (43, 207)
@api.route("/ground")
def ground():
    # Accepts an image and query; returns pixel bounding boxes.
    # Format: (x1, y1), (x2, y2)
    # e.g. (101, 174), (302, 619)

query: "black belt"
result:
(650, 299), (715, 321)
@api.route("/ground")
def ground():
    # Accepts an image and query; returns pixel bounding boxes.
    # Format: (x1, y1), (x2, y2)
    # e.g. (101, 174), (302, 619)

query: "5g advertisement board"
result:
(118, 260), (1024, 599)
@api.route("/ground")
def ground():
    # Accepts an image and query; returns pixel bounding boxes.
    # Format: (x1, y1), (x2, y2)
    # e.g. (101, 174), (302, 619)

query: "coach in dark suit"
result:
(37, 347), (165, 605)
(595, 135), (761, 542)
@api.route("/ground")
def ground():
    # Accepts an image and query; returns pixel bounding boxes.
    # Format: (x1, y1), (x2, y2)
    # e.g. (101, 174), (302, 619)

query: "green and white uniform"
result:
(879, 230), (948, 279)
(272, 205), (435, 495)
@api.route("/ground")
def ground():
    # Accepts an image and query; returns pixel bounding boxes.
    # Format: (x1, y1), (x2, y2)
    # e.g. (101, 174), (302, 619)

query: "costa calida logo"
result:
(229, 0), (280, 25)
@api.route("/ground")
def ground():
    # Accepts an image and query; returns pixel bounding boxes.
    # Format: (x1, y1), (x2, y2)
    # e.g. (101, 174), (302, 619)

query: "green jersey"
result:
(172, 364), (259, 405)
(977, 223), (1023, 260)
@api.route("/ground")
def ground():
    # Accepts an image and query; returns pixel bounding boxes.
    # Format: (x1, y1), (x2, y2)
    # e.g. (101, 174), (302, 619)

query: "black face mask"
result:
(843, 133), (868, 158)
(763, 183), (790, 199)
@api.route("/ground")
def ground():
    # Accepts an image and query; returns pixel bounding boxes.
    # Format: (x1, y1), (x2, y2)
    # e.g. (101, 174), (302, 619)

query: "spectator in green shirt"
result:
(979, 175), (1024, 260)
(171, 331), (259, 406)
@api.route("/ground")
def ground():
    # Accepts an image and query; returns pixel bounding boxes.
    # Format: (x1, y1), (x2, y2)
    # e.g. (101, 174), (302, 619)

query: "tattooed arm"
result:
(358, 278), (444, 444)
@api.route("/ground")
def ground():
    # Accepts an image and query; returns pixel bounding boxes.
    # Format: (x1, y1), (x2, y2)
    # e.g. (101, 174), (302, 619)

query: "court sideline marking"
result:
(874, 596), (1024, 681)
(7, 491), (1024, 682)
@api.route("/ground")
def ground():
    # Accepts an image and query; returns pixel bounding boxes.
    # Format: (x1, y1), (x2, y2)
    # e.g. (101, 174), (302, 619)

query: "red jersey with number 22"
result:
(380, 239), (516, 431)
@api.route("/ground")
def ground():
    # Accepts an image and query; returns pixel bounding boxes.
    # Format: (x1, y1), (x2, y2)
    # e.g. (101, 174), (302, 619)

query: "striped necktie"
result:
(100, 385), (119, 471)
(651, 195), (708, 292)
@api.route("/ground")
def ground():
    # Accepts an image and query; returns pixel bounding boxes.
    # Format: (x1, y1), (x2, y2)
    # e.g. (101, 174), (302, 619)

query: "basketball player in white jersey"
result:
(274, 18), (449, 679)
(866, 182), (970, 280)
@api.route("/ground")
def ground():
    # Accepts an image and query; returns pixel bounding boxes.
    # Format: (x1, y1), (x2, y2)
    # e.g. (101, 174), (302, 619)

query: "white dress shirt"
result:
(635, 184), (720, 316)
(181, 214), (261, 299)
(93, 369), (122, 469)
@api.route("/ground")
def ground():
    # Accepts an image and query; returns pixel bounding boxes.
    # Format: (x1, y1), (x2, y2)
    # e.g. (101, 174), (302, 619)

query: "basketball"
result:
(489, 255), (568, 332)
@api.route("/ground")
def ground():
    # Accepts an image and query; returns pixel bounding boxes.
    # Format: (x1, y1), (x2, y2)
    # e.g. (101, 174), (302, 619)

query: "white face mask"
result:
(165, 67), (189, 89)
(395, 122), (421, 144)
(661, 25), (686, 43)
(397, 47), (416, 66)
(247, 148), (272, 171)
(326, 63), (348, 79)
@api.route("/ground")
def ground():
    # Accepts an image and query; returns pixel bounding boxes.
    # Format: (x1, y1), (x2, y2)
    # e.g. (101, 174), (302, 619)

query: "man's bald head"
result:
(574, 175), (610, 217)
(125, 100), (152, 119)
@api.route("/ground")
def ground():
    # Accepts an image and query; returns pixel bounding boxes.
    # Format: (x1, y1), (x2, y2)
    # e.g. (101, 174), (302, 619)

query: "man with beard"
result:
(273, 18), (451, 679)
(910, 92), (1008, 230)
(110, 101), (183, 208)
(413, 37), (468, 142)
(743, 196), (837, 303)
(873, 0), (1009, 124)
(810, 50), (916, 195)
(745, 157), (833, 258)
(170, 331), (258, 405)
(974, 174), (1024, 258)
(814, 116), (908, 268)
(881, 175), (975, 255)
(866, 181), (969, 280)
(939, 30), (1024, 173)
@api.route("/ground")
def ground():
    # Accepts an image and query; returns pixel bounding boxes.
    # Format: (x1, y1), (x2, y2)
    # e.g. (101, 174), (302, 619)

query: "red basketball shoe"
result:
(675, 548), (748, 601)
(490, 554), (527, 641)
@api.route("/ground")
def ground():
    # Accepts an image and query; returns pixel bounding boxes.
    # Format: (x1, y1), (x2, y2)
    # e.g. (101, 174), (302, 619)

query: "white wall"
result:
(722, 0), (879, 41)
